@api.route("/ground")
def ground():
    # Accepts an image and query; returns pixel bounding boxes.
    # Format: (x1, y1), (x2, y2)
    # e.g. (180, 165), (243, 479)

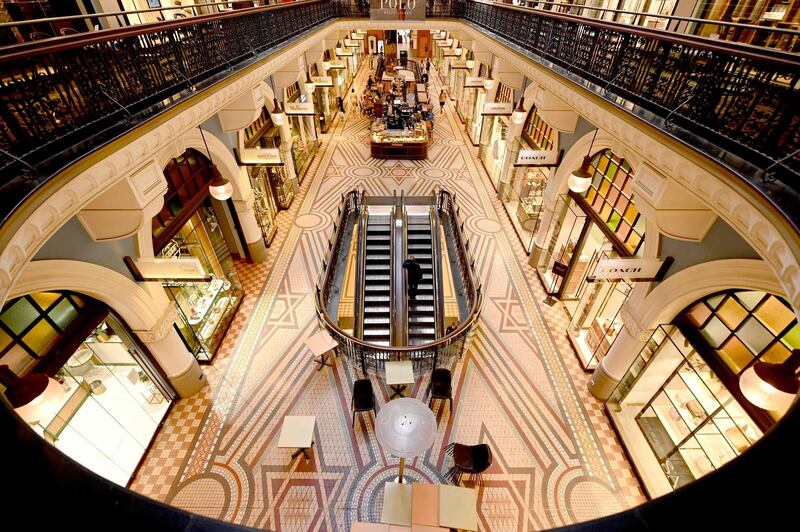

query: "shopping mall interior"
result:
(0, 1), (798, 530)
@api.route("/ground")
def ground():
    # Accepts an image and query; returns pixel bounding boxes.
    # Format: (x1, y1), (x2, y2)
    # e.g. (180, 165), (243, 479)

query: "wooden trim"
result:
(568, 190), (634, 257)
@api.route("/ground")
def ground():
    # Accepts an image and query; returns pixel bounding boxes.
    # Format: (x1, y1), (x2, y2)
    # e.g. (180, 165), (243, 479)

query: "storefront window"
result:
(0, 294), (173, 487)
(607, 325), (764, 495)
(536, 195), (587, 295)
(478, 115), (509, 189)
(451, 68), (466, 121)
(286, 83), (319, 184)
(503, 154), (546, 253)
(567, 277), (631, 370)
(465, 88), (485, 145)
(159, 201), (244, 362)
(676, 290), (799, 422)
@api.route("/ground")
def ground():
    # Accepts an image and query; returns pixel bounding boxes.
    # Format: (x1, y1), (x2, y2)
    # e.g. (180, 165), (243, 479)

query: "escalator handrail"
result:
(429, 204), (446, 339)
(400, 193), (409, 346)
(353, 205), (368, 338)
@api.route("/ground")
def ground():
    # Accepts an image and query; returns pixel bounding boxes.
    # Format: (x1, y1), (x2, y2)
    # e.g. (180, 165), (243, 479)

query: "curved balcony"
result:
(315, 189), (483, 373)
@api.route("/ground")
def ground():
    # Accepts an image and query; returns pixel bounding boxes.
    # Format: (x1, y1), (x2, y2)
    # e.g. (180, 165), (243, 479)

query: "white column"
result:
(134, 303), (207, 398)
(588, 292), (654, 400)
(233, 189), (267, 262)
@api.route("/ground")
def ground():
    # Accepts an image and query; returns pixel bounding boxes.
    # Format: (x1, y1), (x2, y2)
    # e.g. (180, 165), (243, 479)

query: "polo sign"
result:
(591, 257), (669, 282)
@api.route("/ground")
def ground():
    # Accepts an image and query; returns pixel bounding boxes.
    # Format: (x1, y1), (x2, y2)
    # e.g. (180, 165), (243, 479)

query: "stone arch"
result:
(7, 260), (166, 331)
(634, 259), (790, 331)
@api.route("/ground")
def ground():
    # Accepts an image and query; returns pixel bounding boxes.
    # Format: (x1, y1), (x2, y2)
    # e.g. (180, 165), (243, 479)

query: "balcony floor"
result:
(130, 60), (645, 530)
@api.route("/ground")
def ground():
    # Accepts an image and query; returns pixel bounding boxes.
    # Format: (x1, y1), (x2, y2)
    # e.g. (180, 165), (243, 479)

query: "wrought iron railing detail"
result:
(0, 0), (335, 221)
(462, 1), (800, 195)
(315, 189), (482, 375)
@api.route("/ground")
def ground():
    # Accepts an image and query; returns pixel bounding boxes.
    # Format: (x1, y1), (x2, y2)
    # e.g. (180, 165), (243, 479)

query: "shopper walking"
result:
(402, 256), (422, 300)
(439, 89), (446, 113)
(336, 95), (345, 120)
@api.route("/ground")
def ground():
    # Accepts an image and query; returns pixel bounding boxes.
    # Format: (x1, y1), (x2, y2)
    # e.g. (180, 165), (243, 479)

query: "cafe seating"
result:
(352, 378), (377, 428)
(444, 442), (492, 486)
(427, 368), (452, 412)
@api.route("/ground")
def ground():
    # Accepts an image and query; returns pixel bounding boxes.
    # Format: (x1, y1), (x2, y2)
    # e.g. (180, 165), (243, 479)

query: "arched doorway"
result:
(153, 148), (245, 363)
(0, 290), (175, 487)
(607, 288), (798, 496)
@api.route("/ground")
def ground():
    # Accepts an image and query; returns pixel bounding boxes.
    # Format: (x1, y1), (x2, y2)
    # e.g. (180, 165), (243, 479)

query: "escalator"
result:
(361, 211), (393, 346)
(406, 211), (437, 346)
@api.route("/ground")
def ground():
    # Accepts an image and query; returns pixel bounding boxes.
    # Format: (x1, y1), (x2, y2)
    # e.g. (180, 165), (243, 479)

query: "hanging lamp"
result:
(0, 365), (62, 423)
(568, 129), (597, 194)
(271, 97), (286, 126)
(512, 96), (527, 125)
(304, 71), (316, 94)
(199, 127), (233, 201)
(740, 349), (800, 414)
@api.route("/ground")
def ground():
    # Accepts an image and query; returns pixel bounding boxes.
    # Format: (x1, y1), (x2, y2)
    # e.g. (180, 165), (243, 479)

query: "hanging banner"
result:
(465, 76), (485, 88)
(481, 102), (513, 116)
(311, 76), (333, 87)
(125, 257), (210, 282)
(589, 257), (672, 282)
(370, 0), (425, 20)
(515, 149), (561, 167)
(284, 102), (315, 116)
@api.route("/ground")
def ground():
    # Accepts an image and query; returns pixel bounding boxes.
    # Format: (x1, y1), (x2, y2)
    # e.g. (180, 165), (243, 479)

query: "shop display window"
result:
(478, 115), (509, 189)
(608, 325), (763, 494)
(676, 290), (799, 422)
(582, 149), (645, 255)
(522, 110), (555, 151)
(160, 202), (244, 362)
(567, 278), (631, 370)
(465, 88), (485, 145)
(0, 294), (173, 487)
(286, 83), (318, 183)
(502, 162), (546, 253)
(536, 195), (587, 295)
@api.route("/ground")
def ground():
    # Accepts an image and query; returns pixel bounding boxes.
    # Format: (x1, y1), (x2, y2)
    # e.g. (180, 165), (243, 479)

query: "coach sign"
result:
(590, 257), (672, 282)
(515, 148), (560, 167)
(370, 0), (425, 20)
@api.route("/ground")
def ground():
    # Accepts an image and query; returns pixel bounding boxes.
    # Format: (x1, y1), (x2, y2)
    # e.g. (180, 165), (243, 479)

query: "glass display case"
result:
(501, 141), (548, 253)
(607, 325), (764, 494)
(567, 278), (632, 370)
(536, 195), (587, 296)
(160, 202), (244, 362)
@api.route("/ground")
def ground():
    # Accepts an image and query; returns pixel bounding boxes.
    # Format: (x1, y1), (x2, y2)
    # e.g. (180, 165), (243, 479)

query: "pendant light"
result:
(271, 97), (286, 126)
(568, 129), (597, 194)
(304, 71), (316, 94)
(199, 127), (233, 201)
(740, 349), (800, 414)
(0, 365), (63, 423)
(454, 46), (462, 57)
(483, 74), (495, 91)
(465, 51), (475, 70)
(512, 96), (527, 125)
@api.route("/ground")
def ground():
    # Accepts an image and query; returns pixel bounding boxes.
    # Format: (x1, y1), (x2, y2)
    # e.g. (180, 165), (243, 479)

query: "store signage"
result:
(443, 49), (461, 57)
(335, 47), (353, 57)
(465, 77), (485, 88)
(284, 102), (315, 116)
(344, 39), (360, 48)
(311, 75), (333, 87)
(552, 261), (569, 278)
(436, 39), (453, 47)
(516, 149), (560, 167)
(238, 147), (283, 165)
(590, 257), (672, 282)
(351, 32), (365, 40)
(482, 102), (513, 116)
(451, 60), (470, 69)
(370, 0), (425, 21)
(328, 60), (346, 69)
(128, 257), (209, 281)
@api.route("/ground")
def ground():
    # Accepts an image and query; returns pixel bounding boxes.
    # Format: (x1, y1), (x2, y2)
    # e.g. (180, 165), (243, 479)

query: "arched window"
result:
(152, 148), (218, 252)
(677, 289), (799, 424)
(582, 149), (645, 255)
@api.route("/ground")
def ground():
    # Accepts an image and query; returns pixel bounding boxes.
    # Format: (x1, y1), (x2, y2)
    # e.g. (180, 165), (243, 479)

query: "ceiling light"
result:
(483, 76), (495, 90)
(512, 96), (527, 125)
(271, 98), (286, 126)
(304, 71), (316, 94)
(568, 156), (593, 193)
(0, 365), (62, 423)
(740, 350), (800, 413)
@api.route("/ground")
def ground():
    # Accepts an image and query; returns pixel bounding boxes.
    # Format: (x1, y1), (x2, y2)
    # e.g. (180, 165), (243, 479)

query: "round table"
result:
(375, 397), (438, 483)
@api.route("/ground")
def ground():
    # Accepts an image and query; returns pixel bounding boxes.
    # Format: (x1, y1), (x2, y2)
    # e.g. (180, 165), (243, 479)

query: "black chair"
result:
(351, 378), (376, 428)
(428, 368), (452, 411)
(445, 443), (492, 486)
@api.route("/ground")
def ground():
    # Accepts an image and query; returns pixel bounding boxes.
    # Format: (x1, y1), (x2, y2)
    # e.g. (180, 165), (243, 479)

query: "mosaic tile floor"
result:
(131, 60), (645, 530)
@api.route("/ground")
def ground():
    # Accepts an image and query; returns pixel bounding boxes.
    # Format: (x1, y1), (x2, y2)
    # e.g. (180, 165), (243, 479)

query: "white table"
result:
(376, 398), (437, 484)
(277, 415), (316, 461)
(304, 329), (338, 371)
(438, 485), (478, 531)
(381, 481), (413, 526)
(385, 360), (415, 398)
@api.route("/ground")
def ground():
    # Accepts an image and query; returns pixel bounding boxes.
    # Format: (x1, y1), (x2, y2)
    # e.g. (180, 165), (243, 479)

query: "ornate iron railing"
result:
(462, 0), (800, 206)
(315, 189), (483, 375)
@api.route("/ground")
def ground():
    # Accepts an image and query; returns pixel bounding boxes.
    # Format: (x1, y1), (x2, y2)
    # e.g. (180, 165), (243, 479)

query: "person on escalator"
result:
(403, 256), (422, 300)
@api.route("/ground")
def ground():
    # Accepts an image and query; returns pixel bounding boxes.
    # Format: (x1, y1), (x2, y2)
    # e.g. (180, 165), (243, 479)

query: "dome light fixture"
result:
(304, 71), (316, 94)
(454, 47), (462, 56)
(199, 127), (233, 201)
(465, 55), (475, 69)
(0, 365), (62, 423)
(483, 75), (495, 91)
(740, 349), (800, 414)
(568, 129), (598, 194)
(322, 59), (331, 71)
(512, 96), (527, 125)
(271, 98), (286, 126)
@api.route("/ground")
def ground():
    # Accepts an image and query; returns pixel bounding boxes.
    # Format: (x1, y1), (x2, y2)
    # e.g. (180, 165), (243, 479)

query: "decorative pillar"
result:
(233, 189), (268, 262)
(134, 303), (208, 398)
(588, 300), (654, 400)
